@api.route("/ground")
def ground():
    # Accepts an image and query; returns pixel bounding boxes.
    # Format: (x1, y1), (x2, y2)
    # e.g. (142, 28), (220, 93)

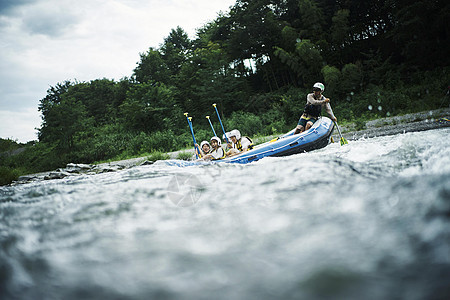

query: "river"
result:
(1, 128), (449, 300)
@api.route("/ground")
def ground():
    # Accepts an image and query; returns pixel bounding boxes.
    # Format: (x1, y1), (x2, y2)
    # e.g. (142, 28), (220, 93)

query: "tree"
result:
(133, 48), (170, 84)
(329, 9), (351, 64)
(120, 82), (180, 133)
(321, 65), (341, 97)
(66, 79), (118, 126)
(275, 39), (324, 87)
(38, 81), (72, 126)
(210, 0), (284, 83)
(160, 26), (192, 77)
(298, 0), (326, 42)
(388, 0), (450, 69)
(38, 84), (91, 151)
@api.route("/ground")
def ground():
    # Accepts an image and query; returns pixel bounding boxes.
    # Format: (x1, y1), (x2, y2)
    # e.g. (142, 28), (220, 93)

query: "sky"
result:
(0, 0), (236, 143)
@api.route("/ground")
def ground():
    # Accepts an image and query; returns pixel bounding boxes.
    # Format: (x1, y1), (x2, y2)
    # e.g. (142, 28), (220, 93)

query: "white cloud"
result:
(0, 108), (41, 142)
(20, 1), (79, 37)
(0, 0), (235, 142)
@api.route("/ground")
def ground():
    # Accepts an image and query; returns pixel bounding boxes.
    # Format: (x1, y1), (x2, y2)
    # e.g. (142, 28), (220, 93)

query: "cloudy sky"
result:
(0, 0), (236, 142)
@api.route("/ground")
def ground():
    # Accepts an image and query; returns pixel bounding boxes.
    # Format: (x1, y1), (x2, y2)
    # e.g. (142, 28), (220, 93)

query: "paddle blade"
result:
(340, 137), (348, 146)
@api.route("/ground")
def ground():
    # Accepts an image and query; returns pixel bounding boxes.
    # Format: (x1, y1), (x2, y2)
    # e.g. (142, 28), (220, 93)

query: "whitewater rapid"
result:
(1, 128), (449, 299)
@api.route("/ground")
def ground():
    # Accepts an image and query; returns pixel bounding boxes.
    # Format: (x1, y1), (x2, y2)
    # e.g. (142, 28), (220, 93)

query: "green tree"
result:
(160, 26), (192, 77)
(38, 81), (72, 127)
(341, 63), (363, 93)
(298, 0), (325, 42)
(175, 40), (251, 118)
(329, 9), (351, 64)
(65, 79), (118, 126)
(120, 82), (180, 133)
(38, 88), (91, 152)
(321, 65), (341, 97)
(389, 0), (450, 69)
(275, 39), (324, 87)
(210, 0), (286, 90)
(133, 48), (170, 84)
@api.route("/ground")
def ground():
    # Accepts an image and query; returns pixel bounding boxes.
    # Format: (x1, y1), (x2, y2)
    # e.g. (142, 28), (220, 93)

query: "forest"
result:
(1, 0), (449, 184)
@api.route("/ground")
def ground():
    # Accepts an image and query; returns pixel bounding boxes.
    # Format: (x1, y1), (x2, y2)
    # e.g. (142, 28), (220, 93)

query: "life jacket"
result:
(303, 103), (322, 118)
(235, 136), (254, 151)
(211, 147), (226, 160)
(198, 148), (211, 159)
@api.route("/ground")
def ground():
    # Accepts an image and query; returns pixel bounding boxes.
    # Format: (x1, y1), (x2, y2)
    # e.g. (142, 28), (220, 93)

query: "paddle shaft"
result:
(184, 113), (199, 158)
(206, 116), (217, 136)
(333, 121), (348, 145)
(212, 104), (229, 143)
(334, 121), (343, 137)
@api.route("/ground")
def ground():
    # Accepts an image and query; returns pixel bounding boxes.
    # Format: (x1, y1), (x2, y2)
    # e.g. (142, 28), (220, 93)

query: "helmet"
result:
(210, 136), (221, 147)
(313, 82), (325, 92)
(229, 129), (241, 140)
(223, 132), (231, 141)
(200, 140), (210, 149)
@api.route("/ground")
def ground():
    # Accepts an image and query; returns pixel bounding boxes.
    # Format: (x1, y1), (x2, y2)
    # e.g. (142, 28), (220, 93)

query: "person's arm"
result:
(226, 148), (239, 157)
(194, 144), (202, 158)
(323, 102), (337, 121)
(307, 93), (328, 105)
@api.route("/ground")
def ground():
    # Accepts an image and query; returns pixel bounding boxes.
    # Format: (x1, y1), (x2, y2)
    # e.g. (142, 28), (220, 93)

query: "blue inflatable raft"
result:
(166, 117), (334, 167)
(223, 117), (334, 164)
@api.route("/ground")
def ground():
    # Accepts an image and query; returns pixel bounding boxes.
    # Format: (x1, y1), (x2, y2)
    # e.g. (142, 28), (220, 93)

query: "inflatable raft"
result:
(222, 117), (334, 164)
(166, 117), (334, 167)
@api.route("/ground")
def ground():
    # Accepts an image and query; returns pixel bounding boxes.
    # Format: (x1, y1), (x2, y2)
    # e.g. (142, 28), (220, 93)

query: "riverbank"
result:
(13, 108), (450, 184)
(339, 108), (450, 140)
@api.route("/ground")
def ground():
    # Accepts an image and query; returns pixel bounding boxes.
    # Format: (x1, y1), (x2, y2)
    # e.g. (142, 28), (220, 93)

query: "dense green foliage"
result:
(2, 0), (449, 184)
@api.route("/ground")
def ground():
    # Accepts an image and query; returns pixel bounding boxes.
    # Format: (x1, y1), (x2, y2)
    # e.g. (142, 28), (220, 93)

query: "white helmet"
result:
(200, 140), (210, 149)
(313, 82), (325, 92)
(210, 136), (221, 146)
(229, 129), (241, 140)
(223, 132), (231, 141)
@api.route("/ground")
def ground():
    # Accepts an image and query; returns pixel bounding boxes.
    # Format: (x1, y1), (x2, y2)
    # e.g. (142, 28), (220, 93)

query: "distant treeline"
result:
(1, 0), (449, 184)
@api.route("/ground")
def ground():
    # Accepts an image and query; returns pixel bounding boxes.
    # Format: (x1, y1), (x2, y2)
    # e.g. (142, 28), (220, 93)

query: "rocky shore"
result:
(15, 108), (450, 184)
(338, 108), (450, 140)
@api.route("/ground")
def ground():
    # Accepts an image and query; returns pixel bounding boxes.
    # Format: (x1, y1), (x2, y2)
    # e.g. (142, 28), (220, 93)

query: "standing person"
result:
(226, 129), (254, 157)
(294, 82), (337, 134)
(202, 137), (226, 160)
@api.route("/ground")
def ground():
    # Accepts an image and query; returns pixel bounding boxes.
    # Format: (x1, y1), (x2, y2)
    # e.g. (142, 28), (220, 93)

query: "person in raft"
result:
(202, 136), (226, 160)
(222, 132), (231, 151)
(195, 140), (212, 159)
(294, 82), (337, 134)
(226, 129), (254, 157)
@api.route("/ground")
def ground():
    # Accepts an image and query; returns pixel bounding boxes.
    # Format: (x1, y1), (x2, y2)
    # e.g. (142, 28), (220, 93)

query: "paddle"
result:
(333, 121), (348, 146)
(206, 116), (217, 136)
(184, 113), (200, 158)
(212, 103), (229, 144)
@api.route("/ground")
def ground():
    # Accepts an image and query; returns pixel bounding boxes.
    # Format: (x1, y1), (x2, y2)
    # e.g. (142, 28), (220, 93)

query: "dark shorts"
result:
(297, 116), (317, 127)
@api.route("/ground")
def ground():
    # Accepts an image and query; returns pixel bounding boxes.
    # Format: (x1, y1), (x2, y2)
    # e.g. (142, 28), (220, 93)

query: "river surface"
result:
(1, 128), (450, 300)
